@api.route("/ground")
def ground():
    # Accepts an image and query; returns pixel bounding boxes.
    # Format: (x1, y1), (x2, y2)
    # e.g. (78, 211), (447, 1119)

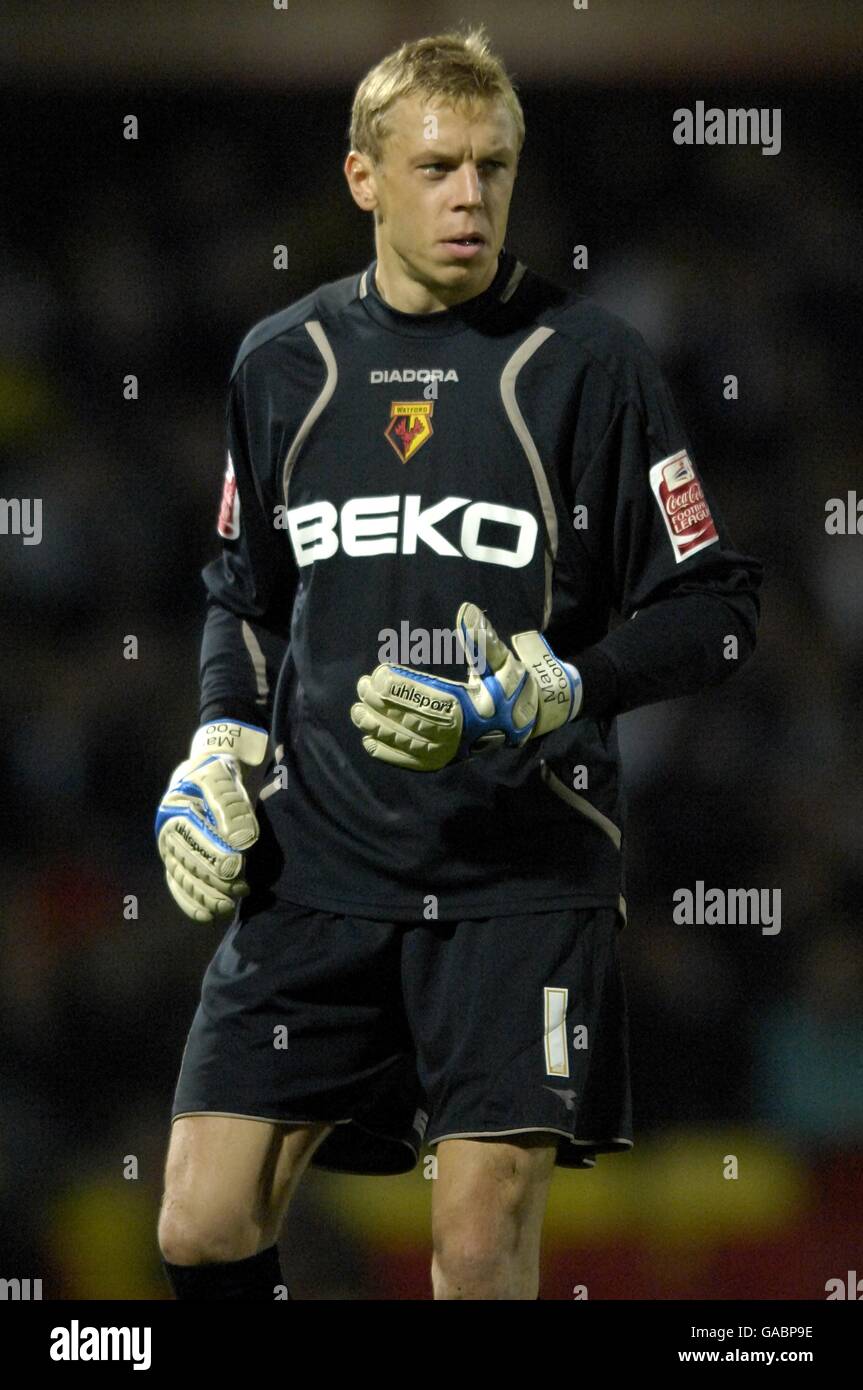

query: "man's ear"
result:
(344, 151), (378, 212)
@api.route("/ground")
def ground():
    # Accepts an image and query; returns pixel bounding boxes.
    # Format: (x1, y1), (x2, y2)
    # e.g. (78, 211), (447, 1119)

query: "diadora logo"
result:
(369, 369), (459, 384)
(275, 494), (539, 570)
(543, 1086), (577, 1111)
(386, 400), (433, 463)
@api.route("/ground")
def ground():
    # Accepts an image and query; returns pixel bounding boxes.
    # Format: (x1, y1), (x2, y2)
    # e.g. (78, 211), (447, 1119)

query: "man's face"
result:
(348, 93), (519, 307)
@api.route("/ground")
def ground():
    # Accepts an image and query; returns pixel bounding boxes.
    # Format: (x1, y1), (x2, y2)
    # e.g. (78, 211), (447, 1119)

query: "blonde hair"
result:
(349, 24), (525, 165)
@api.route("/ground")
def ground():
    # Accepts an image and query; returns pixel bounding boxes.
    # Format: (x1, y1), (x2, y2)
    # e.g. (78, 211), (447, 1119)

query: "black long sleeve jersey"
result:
(199, 247), (763, 924)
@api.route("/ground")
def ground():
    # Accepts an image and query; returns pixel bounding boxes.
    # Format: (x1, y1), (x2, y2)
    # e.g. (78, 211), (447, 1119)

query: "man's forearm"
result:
(574, 587), (760, 721)
(199, 600), (288, 729)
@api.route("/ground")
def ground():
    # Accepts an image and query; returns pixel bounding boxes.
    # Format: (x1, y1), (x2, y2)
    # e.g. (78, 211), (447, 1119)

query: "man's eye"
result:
(421, 161), (505, 174)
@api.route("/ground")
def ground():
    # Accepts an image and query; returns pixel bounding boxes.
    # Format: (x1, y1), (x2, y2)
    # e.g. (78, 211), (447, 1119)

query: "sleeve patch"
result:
(649, 450), (718, 563)
(217, 451), (241, 539)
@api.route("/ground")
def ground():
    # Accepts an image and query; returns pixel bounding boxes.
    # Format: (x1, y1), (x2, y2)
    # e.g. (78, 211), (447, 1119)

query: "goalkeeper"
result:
(154, 25), (763, 1303)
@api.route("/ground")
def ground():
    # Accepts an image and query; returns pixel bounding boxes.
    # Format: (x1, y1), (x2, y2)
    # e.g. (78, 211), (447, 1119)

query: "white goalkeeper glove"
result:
(155, 719), (269, 922)
(349, 601), (582, 772)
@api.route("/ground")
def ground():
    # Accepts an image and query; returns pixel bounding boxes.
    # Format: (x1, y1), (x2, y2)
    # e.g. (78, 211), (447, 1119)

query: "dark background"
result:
(1, 0), (861, 1298)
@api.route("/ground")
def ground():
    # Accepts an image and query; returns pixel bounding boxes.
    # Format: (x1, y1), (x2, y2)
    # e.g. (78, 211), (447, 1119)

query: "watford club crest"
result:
(385, 400), (434, 463)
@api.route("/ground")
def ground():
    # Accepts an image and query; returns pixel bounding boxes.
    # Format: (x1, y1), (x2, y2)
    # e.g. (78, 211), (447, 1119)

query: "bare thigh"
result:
(158, 1114), (334, 1264)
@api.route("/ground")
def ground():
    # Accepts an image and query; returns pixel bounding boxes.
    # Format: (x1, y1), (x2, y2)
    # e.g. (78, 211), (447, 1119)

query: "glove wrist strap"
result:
(189, 719), (269, 767)
(510, 631), (583, 734)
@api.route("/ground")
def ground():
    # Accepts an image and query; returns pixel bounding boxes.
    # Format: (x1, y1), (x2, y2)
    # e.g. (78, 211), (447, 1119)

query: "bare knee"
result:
(431, 1232), (518, 1299)
(432, 1195), (526, 1297)
(158, 1202), (259, 1267)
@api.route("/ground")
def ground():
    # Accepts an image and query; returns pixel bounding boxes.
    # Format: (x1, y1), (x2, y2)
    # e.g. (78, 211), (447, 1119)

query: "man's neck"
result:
(373, 252), (500, 315)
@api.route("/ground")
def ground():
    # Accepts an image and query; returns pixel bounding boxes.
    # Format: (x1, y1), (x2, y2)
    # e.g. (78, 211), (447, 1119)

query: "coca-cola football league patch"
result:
(217, 451), (240, 539)
(649, 450), (718, 562)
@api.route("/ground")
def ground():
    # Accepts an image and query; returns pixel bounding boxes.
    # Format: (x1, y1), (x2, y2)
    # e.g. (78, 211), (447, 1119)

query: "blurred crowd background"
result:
(1, 0), (861, 1298)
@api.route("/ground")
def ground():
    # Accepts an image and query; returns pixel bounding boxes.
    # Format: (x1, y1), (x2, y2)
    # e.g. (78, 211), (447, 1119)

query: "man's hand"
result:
(155, 720), (269, 922)
(349, 602), (582, 772)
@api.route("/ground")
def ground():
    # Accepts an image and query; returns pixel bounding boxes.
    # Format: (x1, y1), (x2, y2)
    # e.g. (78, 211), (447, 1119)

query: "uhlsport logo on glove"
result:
(350, 602), (582, 772)
(386, 682), (458, 717)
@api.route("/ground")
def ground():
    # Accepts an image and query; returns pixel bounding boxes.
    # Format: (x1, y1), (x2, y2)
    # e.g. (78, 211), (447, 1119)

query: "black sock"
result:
(162, 1243), (287, 1300)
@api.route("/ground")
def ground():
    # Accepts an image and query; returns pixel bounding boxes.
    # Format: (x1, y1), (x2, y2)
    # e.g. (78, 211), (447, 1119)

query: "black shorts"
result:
(171, 898), (633, 1176)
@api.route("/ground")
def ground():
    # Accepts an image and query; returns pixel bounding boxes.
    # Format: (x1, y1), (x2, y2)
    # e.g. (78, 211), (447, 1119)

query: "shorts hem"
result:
(426, 1125), (634, 1151)
(171, 1109), (354, 1126)
(170, 1109), (423, 1173)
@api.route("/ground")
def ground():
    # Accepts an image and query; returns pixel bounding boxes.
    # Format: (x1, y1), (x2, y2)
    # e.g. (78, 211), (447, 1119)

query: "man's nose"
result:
(452, 162), (483, 207)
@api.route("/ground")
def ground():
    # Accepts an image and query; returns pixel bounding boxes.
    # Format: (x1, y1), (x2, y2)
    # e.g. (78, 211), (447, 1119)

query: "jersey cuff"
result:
(199, 699), (270, 731)
(569, 645), (619, 721)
